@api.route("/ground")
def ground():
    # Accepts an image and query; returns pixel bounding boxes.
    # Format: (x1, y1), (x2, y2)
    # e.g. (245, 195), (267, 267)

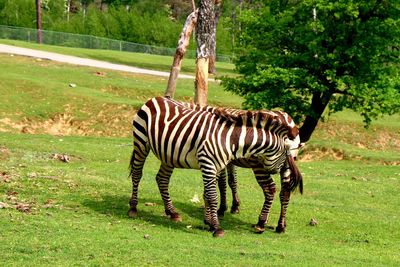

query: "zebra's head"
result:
(269, 110), (303, 159)
(281, 113), (303, 159)
(285, 135), (303, 159)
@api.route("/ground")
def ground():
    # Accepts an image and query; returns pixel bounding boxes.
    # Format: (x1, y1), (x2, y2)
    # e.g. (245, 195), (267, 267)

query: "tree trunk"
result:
(195, 0), (215, 105)
(165, 10), (198, 98)
(66, 0), (71, 22)
(299, 92), (332, 143)
(36, 0), (42, 44)
(208, 0), (222, 75)
(194, 58), (209, 104)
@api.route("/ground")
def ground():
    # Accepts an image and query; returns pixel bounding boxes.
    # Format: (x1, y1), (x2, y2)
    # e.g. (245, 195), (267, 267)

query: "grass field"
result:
(0, 39), (236, 77)
(0, 44), (399, 266)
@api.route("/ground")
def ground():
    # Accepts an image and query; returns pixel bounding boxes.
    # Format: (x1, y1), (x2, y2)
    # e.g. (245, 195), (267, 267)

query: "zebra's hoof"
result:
(170, 213), (182, 222)
(127, 209), (137, 218)
(213, 229), (225, 237)
(230, 207), (240, 214)
(275, 225), (286, 233)
(254, 225), (265, 234)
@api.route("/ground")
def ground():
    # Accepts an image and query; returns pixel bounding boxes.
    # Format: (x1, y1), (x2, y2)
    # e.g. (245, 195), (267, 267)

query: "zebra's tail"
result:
(287, 155), (303, 194)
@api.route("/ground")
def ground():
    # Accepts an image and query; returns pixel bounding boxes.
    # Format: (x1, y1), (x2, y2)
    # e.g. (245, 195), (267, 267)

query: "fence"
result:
(0, 25), (232, 62)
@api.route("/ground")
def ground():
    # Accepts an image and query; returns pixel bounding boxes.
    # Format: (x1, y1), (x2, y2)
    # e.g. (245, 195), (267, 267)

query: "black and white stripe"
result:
(128, 96), (301, 236)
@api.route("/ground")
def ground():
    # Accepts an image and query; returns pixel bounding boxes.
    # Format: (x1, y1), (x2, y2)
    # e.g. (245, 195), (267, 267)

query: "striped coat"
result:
(128, 96), (301, 236)
(180, 102), (303, 233)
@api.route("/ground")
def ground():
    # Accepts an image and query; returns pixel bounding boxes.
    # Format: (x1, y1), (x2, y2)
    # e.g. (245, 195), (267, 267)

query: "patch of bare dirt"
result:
(299, 146), (345, 162)
(0, 104), (136, 137)
(314, 120), (400, 152)
(0, 191), (35, 213)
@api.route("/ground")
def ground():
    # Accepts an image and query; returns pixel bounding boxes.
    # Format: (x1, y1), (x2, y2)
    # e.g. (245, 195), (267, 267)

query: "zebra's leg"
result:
(155, 164), (181, 222)
(254, 169), (276, 234)
(128, 140), (150, 218)
(276, 166), (292, 233)
(217, 168), (228, 217)
(199, 160), (224, 237)
(203, 191), (212, 227)
(227, 163), (240, 214)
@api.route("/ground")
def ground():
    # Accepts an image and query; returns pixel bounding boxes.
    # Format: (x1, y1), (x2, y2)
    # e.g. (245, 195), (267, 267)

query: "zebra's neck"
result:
(225, 115), (286, 160)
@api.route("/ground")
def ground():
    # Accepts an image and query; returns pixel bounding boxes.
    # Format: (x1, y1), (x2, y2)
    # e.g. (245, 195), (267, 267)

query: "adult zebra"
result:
(128, 96), (301, 237)
(179, 102), (304, 233)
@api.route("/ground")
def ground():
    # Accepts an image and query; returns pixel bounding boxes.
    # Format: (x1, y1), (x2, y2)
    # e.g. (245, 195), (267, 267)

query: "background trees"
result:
(222, 0), (400, 142)
(0, 0), (236, 54)
(1, 0), (399, 142)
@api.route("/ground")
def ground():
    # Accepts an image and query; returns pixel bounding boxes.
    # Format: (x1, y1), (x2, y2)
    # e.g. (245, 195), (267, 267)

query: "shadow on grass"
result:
(82, 193), (270, 235)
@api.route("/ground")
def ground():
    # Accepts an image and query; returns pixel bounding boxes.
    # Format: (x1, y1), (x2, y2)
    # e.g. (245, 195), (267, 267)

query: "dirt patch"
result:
(313, 120), (400, 152)
(0, 104), (136, 137)
(299, 146), (345, 162)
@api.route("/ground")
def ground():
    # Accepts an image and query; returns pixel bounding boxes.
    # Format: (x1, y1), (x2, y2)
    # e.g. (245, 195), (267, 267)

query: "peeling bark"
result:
(195, 0), (215, 105)
(194, 57), (209, 105)
(164, 10), (198, 98)
(209, 0), (222, 74)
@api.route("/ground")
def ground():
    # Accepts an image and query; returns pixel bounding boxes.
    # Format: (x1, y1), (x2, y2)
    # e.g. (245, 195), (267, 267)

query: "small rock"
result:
(69, 83), (77, 88)
(52, 153), (70, 163)
(309, 218), (318, 226)
(144, 202), (156, 206)
(144, 234), (150, 239)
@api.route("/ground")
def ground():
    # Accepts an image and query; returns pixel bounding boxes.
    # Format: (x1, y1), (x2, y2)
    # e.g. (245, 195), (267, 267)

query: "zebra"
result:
(177, 102), (304, 233)
(128, 96), (301, 237)
(179, 101), (304, 233)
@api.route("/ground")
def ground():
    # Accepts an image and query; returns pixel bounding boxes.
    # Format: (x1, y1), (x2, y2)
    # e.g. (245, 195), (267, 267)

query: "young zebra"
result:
(128, 96), (301, 237)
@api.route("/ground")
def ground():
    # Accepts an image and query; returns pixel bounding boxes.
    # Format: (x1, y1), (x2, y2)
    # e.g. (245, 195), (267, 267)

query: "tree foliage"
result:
(222, 0), (400, 142)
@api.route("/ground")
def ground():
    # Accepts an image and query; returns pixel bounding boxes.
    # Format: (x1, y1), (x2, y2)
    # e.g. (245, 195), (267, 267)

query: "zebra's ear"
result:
(288, 125), (299, 140)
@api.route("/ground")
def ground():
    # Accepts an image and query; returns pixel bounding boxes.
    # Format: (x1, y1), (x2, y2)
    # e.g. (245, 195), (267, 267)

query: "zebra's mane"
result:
(169, 97), (298, 139)
(179, 100), (279, 127)
(212, 108), (276, 125)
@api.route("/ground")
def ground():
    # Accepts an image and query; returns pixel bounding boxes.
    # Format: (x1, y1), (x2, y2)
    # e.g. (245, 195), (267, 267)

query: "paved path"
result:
(0, 44), (195, 79)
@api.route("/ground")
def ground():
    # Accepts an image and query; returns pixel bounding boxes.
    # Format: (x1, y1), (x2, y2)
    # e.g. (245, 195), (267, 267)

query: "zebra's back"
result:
(133, 97), (229, 169)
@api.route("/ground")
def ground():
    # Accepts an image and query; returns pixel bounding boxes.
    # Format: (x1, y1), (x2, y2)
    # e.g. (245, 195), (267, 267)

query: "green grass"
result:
(0, 46), (400, 266)
(1, 133), (399, 266)
(0, 39), (236, 77)
(0, 53), (242, 136)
